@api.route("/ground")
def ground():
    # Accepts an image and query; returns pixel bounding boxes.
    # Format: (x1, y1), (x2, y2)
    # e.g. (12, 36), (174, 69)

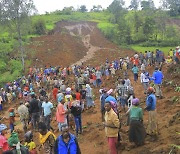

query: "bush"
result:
(33, 19), (46, 35)
(8, 59), (23, 73)
(140, 40), (180, 47)
(0, 60), (6, 72)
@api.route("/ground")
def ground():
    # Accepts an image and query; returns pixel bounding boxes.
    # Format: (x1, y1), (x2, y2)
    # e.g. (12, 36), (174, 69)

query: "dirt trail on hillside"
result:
(2, 21), (179, 154)
(64, 23), (120, 66)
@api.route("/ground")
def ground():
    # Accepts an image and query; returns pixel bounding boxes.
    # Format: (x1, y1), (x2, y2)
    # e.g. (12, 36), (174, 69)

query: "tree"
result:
(141, 0), (155, 10)
(129, 0), (141, 10)
(33, 19), (46, 35)
(160, 0), (180, 16)
(91, 5), (102, 12)
(62, 6), (74, 15)
(79, 5), (88, 13)
(108, 0), (126, 23)
(143, 17), (155, 39)
(0, 0), (36, 71)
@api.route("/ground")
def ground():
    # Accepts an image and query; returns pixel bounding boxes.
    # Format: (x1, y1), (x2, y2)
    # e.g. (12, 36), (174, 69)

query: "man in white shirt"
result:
(140, 70), (150, 94)
(42, 96), (53, 130)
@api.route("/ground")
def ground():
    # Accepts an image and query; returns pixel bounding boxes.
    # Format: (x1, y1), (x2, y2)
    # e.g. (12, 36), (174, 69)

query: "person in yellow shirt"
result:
(166, 56), (173, 64)
(104, 102), (120, 154)
(168, 49), (174, 58)
(24, 131), (37, 153)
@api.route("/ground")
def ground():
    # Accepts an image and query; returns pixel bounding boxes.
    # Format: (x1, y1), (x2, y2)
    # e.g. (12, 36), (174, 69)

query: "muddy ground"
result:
(1, 21), (180, 154)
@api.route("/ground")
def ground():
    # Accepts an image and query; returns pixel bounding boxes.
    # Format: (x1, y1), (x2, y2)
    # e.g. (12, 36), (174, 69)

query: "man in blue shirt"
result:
(54, 124), (81, 154)
(145, 87), (158, 140)
(152, 67), (164, 98)
(42, 96), (53, 130)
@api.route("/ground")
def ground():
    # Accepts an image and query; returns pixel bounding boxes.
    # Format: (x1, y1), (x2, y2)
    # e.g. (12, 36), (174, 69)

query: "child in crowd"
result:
(24, 131), (37, 154)
(8, 108), (15, 133)
(38, 122), (56, 154)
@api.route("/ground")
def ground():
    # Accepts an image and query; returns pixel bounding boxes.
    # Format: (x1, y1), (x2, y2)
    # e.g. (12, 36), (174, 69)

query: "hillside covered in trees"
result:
(0, 0), (180, 84)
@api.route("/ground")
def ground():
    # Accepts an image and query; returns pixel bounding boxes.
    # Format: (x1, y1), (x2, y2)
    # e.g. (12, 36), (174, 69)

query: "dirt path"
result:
(64, 23), (118, 66)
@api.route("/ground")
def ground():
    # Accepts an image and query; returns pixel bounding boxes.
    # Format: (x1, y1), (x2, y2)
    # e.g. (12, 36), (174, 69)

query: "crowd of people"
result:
(0, 46), (179, 154)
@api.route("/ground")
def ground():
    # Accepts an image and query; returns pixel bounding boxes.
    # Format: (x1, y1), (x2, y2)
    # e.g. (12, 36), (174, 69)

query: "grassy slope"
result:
(32, 11), (112, 30)
(131, 45), (176, 55)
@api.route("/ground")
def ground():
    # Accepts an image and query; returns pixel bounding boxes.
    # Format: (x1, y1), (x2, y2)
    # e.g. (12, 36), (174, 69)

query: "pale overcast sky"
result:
(33, 0), (161, 14)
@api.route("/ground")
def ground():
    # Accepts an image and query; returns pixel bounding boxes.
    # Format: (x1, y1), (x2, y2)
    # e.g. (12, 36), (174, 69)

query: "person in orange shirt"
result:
(75, 89), (81, 102)
(55, 100), (69, 132)
(52, 86), (58, 102)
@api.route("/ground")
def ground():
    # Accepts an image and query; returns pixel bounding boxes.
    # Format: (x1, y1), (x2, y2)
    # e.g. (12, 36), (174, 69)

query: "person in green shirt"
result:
(128, 98), (146, 146)
(131, 65), (139, 82)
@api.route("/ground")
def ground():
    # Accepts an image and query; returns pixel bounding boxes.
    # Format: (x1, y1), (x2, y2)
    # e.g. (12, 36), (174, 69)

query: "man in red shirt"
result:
(52, 86), (58, 102)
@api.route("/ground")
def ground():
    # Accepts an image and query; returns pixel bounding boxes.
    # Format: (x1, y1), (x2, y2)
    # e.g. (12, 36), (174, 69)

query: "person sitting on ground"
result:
(38, 122), (56, 154)
(54, 124), (81, 154)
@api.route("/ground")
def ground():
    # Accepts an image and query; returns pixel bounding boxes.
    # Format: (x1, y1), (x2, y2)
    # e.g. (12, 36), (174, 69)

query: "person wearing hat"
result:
(128, 98), (145, 146)
(18, 101), (29, 132)
(6, 132), (29, 153)
(105, 89), (117, 104)
(54, 124), (81, 154)
(145, 87), (158, 140)
(85, 84), (94, 109)
(104, 101), (120, 154)
(0, 124), (9, 153)
(175, 46), (180, 64)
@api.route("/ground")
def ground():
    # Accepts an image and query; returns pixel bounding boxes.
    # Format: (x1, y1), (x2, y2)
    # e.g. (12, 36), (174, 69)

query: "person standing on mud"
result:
(145, 87), (158, 140)
(104, 101), (120, 154)
(42, 96), (53, 131)
(128, 98), (146, 146)
(152, 67), (164, 99)
(29, 94), (40, 130)
(132, 65), (139, 82)
(38, 122), (56, 154)
(54, 124), (81, 154)
(17, 101), (29, 132)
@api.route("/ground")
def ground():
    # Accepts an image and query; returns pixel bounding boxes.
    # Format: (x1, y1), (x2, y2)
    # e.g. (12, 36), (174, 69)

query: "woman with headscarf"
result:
(0, 124), (9, 153)
(6, 132), (29, 153)
(129, 98), (146, 146)
(85, 84), (94, 109)
(145, 87), (158, 140)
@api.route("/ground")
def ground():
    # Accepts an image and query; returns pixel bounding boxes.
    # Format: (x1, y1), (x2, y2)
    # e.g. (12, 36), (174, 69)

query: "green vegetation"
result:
(131, 45), (176, 55)
(0, 0), (180, 85)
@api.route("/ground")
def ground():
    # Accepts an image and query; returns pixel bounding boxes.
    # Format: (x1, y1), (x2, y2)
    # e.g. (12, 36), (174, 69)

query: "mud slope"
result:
(28, 21), (132, 67)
